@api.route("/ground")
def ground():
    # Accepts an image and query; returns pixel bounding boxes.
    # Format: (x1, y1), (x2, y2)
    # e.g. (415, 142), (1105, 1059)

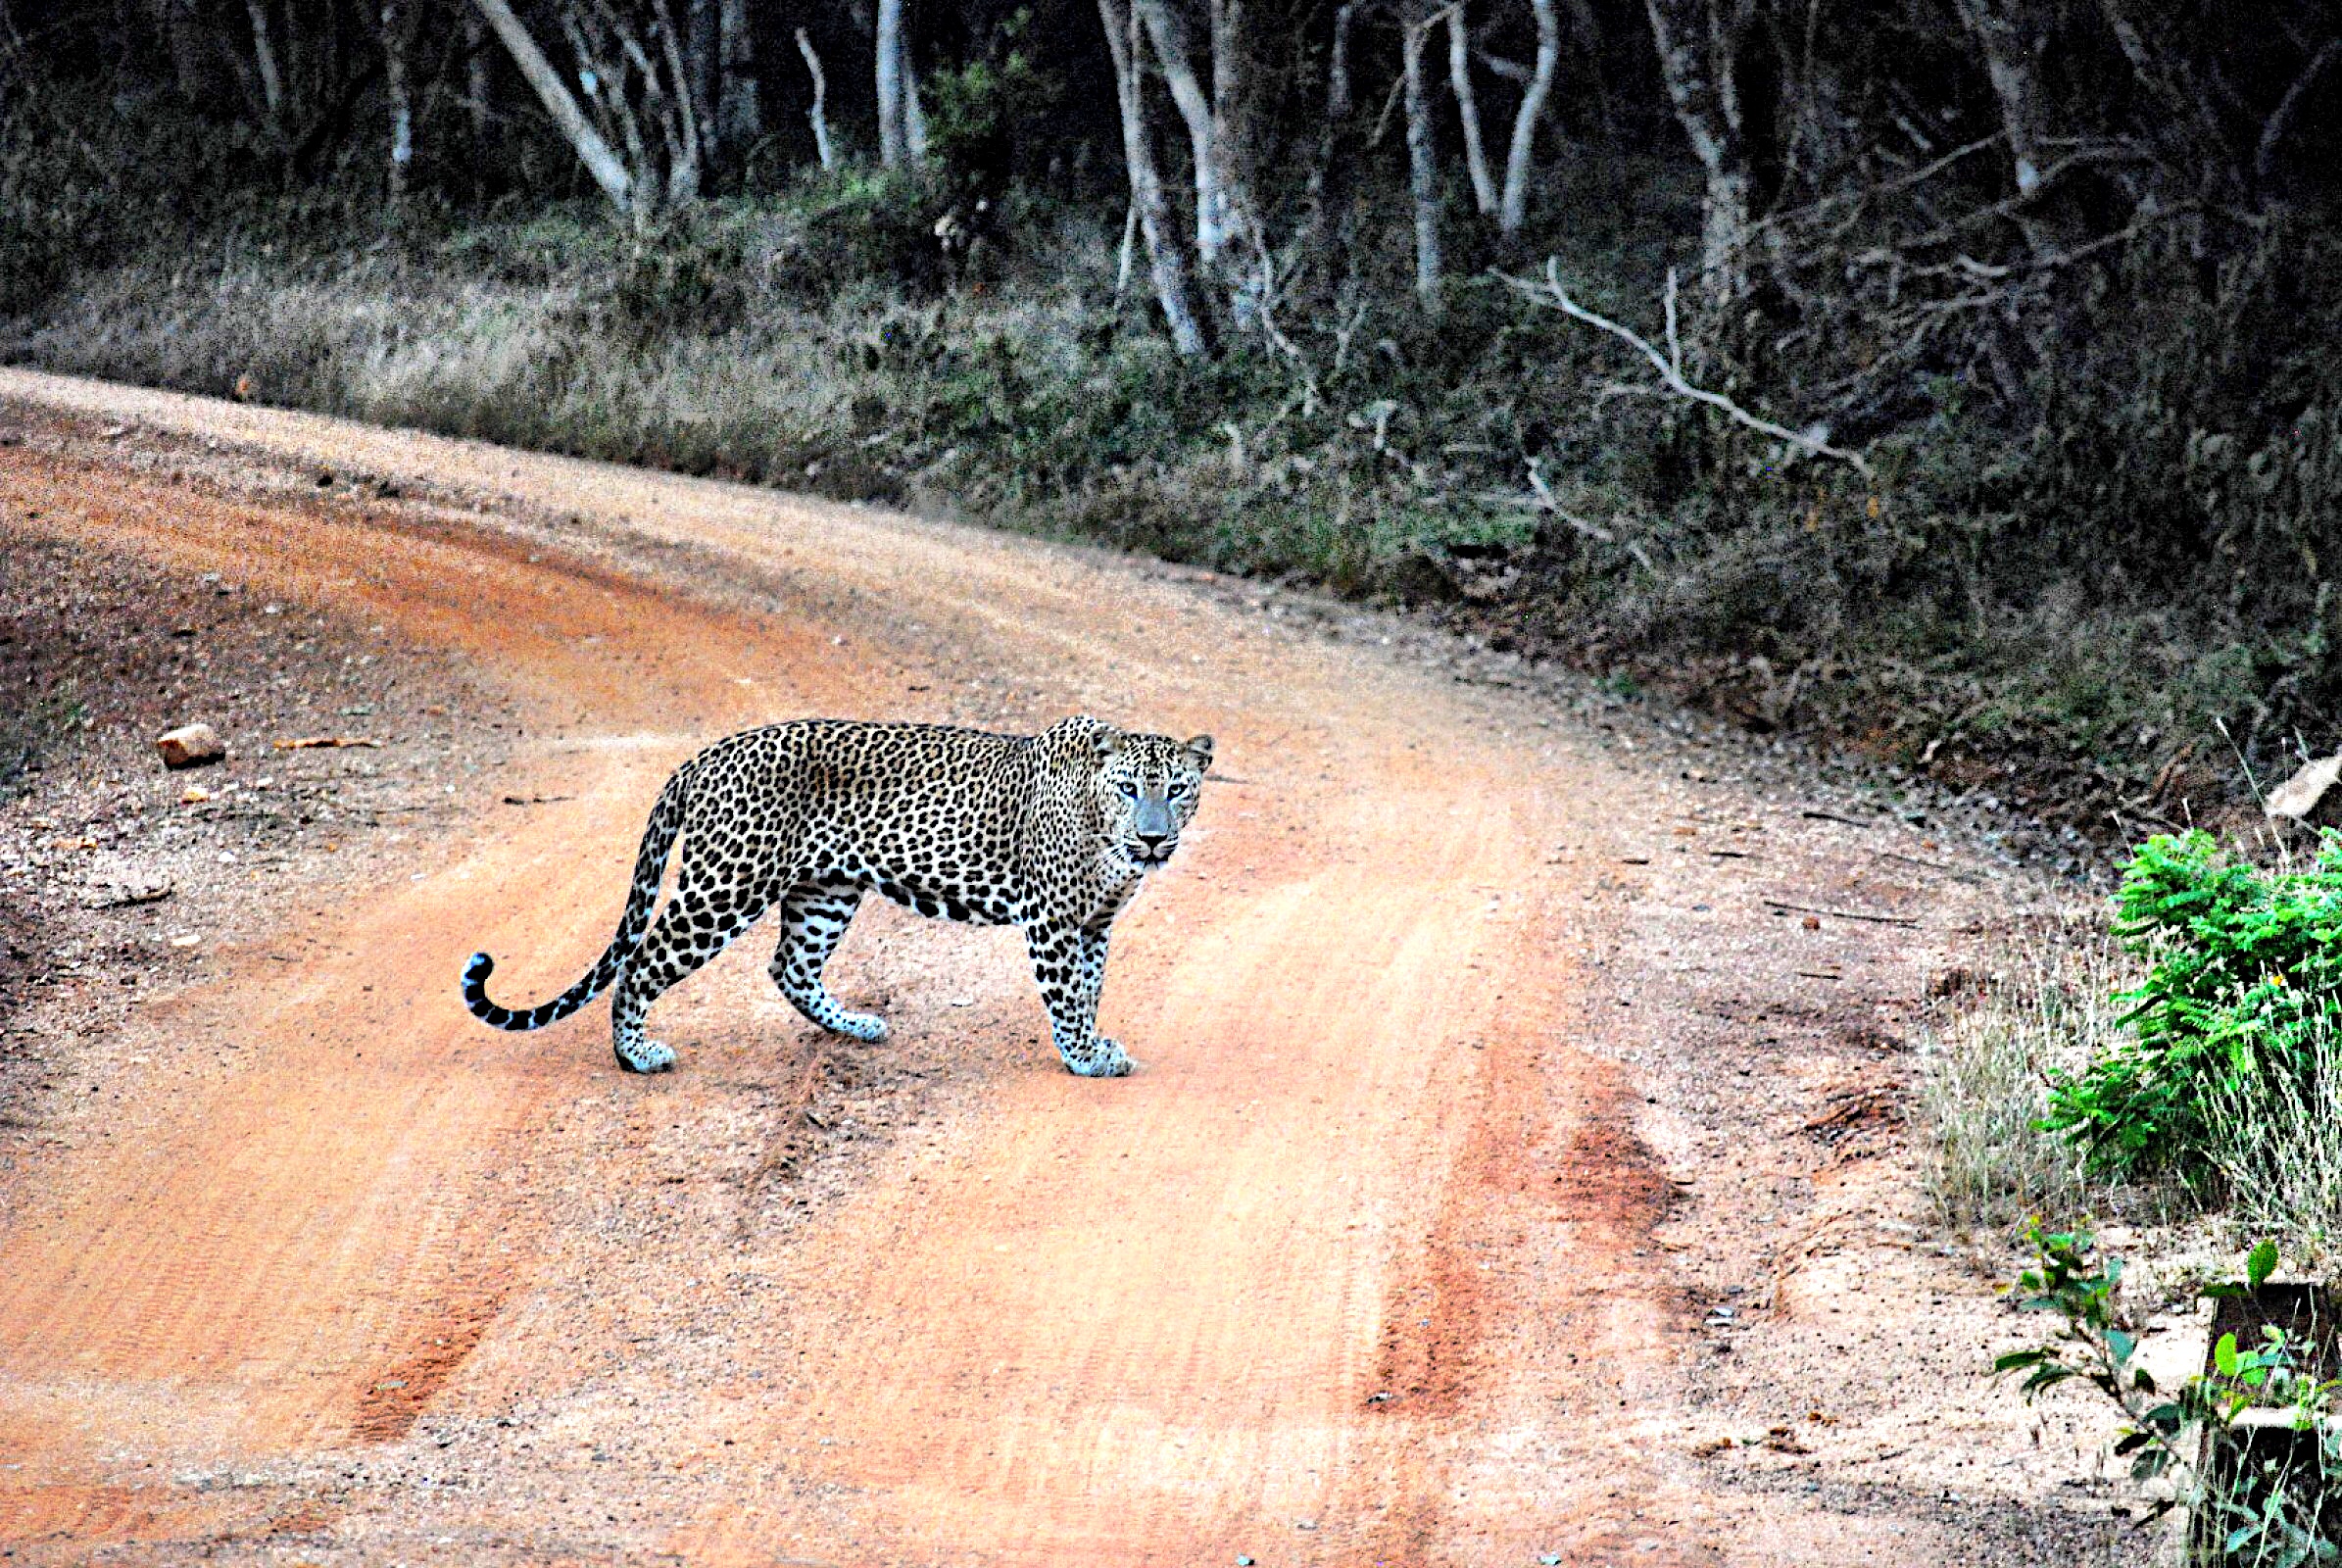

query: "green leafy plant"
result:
(1997, 1228), (2342, 1565)
(2044, 831), (2342, 1184)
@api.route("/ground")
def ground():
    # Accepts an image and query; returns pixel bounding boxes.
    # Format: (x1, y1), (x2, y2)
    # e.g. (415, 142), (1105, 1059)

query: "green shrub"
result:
(1994, 1227), (2342, 1565)
(2045, 831), (2342, 1184)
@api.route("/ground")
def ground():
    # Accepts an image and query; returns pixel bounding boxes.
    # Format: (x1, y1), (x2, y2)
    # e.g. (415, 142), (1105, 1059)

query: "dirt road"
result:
(0, 369), (2123, 1565)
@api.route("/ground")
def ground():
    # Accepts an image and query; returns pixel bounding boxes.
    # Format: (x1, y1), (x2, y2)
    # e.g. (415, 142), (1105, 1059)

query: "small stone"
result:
(156, 723), (225, 769)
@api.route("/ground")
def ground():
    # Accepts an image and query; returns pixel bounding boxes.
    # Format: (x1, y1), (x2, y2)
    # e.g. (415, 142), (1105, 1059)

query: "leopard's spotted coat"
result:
(461, 715), (1212, 1076)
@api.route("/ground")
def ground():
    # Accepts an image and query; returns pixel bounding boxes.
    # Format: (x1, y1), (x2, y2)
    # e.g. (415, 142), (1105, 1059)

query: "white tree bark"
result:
(1099, 0), (1208, 356)
(1448, 6), (1497, 216)
(795, 27), (834, 169)
(1645, 0), (1751, 303)
(1403, 10), (1442, 308)
(651, 0), (704, 203)
(381, 0), (414, 206)
(1134, 0), (1228, 269)
(903, 55), (930, 160)
(464, 2), (492, 149)
(1497, 0), (1559, 234)
(467, 0), (636, 213)
(244, 0), (285, 122)
(717, 0), (759, 145)
(876, 0), (906, 167)
(1328, 0), (1356, 117)
(1950, 0), (2048, 195)
(687, 0), (718, 166)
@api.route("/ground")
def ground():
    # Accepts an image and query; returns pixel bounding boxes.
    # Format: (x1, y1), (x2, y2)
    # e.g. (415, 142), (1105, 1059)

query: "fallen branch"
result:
(1519, 465), (1656, 573)
(1764, 898), (1920, 927)
(93, 883), (175, 909)
(273, 735), (381, 750)
(1510, 261), (1875, 480)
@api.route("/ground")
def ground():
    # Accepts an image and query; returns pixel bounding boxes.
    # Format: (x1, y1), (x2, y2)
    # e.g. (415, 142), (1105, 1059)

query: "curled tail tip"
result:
(461, 952), (512, 1027)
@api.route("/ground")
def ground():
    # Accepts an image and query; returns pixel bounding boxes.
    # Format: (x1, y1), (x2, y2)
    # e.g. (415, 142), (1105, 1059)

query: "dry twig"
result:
(1511, 262), (1876, 480)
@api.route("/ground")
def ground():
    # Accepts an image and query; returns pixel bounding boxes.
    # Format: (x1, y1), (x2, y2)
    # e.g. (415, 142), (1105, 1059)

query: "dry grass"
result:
(2203, 1011), (2342, 1266)
(1919, 906), (2130, 1235)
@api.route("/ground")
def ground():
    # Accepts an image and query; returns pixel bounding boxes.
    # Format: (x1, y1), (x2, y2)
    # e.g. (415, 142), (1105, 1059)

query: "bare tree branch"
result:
(1521, 464), (1656, 571)
(794, 25), (832, 169)
(1512, 260), (1875, 478)
(2257, 37), (2341, 185)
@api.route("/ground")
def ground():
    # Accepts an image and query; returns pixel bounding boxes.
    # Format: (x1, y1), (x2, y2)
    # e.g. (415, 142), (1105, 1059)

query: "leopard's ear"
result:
(1185, 734), (1214, 772)
(1092, 723), (1126, 762)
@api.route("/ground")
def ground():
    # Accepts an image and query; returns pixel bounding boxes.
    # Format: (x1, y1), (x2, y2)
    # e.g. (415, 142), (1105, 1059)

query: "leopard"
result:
(460, 714), (1212, 1077)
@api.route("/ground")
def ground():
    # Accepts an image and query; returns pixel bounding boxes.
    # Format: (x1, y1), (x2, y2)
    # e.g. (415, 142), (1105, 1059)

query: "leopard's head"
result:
(1093, 726), (1213, 870)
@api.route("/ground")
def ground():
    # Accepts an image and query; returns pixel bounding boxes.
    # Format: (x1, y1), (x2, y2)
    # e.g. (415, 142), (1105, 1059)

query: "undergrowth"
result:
(1927, 829), (2342, 1262)
(1921, 908), (2120, 1234)
(7, 153), (2342, 841)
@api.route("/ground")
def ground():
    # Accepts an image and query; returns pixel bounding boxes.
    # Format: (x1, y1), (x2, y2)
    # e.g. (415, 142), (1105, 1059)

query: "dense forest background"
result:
(6, 0), (2341, 842)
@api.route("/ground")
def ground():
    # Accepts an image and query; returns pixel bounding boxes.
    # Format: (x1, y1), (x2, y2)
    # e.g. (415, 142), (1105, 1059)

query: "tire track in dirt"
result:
(0, 369), (1717, 1565)
(0, 444), (870, 1547)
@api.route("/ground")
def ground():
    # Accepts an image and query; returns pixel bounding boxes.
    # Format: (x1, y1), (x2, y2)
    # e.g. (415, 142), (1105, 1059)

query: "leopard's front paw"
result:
(1065, 1038), (1136, 1078)
(616, 1038), (677, 1074)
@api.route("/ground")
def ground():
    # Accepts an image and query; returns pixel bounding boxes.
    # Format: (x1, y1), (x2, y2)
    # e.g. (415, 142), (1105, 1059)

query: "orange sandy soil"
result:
(0, 369), (2135, 1565)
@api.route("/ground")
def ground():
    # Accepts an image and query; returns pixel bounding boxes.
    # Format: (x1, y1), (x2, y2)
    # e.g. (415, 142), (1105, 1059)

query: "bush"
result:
(2045, 831), (2342, 1185)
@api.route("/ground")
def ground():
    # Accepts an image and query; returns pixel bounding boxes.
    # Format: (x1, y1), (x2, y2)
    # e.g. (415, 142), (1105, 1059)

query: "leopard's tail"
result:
(461, 764), (691, 1031)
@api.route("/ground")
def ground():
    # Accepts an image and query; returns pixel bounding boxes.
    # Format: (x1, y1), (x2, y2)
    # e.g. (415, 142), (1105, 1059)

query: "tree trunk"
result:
(380, 0), (415, 208)
(1498, 0), (1558, 235)
(1301, 1), (1359, 285)
(652, 0), (704, 204)
(1402, 10), (1442, 310)
(245, 0), (285, 125)
(687, 0), (718, 167)
(467, 0), (636, 213)
(903, 55), (929, 160)
(1209, 0), (1247, 218)
(464, 1), (491, 151)
(1950, 0), (2049, 197)
(1448, 6), (1496, 216)
(1098, 0), (1209, 357)
(1645, 0), (1751, 304)
(876, 0), (905, 167)
(160, 0), (224, 106)
(795, 27), (834, 169)
(1134, 0), (1227, 270)
(717, 0), (758, 146)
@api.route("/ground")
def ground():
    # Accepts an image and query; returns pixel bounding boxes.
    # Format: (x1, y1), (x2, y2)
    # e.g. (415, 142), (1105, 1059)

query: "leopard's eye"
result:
(1119, 779), (1141, 798)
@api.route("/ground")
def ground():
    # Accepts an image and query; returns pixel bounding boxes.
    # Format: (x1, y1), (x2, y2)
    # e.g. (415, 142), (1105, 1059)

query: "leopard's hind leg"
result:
(770, 882), (889, 1042)
(610, 868), (773, 1073)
